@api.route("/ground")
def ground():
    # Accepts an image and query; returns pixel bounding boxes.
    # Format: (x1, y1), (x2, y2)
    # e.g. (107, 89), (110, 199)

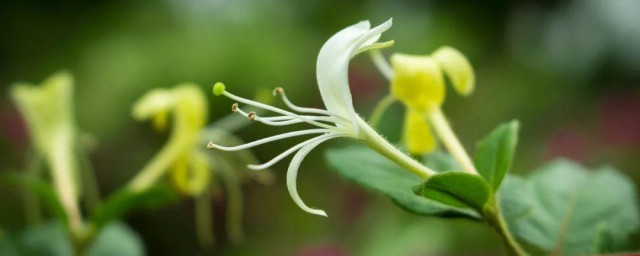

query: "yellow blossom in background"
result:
(389, 46), (475, 155)
(10, 72), (84, 233)
(127, 84), (208, 195)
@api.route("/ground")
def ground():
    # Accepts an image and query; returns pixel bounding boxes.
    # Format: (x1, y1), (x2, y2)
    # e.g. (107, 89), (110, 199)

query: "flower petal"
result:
(286, 134), (342, 217)
(316, 19), (392, 135)
(390, 54), (445, 112)
(403, 109), (437, 154)
(431, 46), (475, 96)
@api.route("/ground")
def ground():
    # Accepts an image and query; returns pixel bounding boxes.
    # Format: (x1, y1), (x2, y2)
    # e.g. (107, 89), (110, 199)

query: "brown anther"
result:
(231, 103), (239, 112)
(272, 87), (284, 96)
(247, 111), (257, 121)
(206, 141), (216, 150)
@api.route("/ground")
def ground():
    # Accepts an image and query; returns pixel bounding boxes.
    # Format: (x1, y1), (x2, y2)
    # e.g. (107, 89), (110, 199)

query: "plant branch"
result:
(485, 199), (528, 256)
(358, 117), (435, 178)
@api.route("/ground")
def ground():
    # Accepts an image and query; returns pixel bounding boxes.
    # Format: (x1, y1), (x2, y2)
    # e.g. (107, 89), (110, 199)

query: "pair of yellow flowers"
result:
(385, 46), (475, 155)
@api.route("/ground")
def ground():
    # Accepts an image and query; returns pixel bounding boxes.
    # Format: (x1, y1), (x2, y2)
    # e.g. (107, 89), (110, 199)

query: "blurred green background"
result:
(1, 0), (639, 255)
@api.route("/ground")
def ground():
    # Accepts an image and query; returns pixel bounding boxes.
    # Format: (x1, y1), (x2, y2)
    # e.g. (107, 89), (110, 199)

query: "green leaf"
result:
(326, 145), (479, 219)
(86, 222), (144, 256)
(1, 174), (68, 224)
(592, 223), (624, 254)
(474, 121), (519, 190)
(422, 150), (460, 171)
(17, 221), (143, 256)
(90, 186), (176, 229)
(0, 231), (21, 256)
(498, 175), (533, 221)
(21, 221), (71, 256)
(414, 171), (492, 213)
(507, 159), (640, 255)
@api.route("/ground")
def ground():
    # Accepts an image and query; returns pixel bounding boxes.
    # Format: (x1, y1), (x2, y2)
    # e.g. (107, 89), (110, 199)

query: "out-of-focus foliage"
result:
(0, 221), (143, 256)
(505, 159), (640, 255)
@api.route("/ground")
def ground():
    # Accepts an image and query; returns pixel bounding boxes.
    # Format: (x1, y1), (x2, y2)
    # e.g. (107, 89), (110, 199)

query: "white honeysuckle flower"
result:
(209, 19), (435, 217)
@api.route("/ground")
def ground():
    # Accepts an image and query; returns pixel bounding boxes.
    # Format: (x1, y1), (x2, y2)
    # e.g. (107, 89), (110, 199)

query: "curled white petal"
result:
(316, 19), (393, 136)
(286, 134), (340, 217)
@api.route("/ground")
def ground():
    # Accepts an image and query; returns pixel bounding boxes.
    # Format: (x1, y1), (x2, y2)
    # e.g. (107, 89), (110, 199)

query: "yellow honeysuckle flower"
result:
(170, 151), (211, 196)
(431, 46), (475, 96)
(10, 72), (84, 232)
(372, 45), (479, 174)
(390, 46), (475, 111)
(130, 84), (274, 246)
(403, 109), (436, 154)
(128, 83), (208, 195)
(377, 46), (475, 155)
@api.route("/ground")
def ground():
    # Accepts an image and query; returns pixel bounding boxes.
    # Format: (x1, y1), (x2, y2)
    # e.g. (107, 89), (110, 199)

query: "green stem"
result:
(77, 139), (101, 210)
(214, 158), (244, 244)
(358, 117), (435, 178)
(195, 188), (215, 248)
(369, 94), (396, 128)
(485, 199), (528, 256)
(427, 108), (478, 174)
(23, 150), (43, 225)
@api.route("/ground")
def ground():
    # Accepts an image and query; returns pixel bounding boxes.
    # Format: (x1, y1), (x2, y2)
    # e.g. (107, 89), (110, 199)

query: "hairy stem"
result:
(358, 117), (435, 178)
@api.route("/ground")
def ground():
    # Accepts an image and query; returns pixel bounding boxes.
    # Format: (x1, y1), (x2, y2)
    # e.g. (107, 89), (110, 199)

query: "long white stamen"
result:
(223, 91), (339, 129)
(287, 134), (337, 217)
(273, 87), (350, 123)
(248, 133), (346, 171)
(256, 116), (343, 126)
(209, 129), (330, 151)
(257, 118), (323, 126)
(233, 105), (310, 122)
(258, 115), (350, 127)
(259, 115), (331, 122)
(234, 104), (339, 128)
